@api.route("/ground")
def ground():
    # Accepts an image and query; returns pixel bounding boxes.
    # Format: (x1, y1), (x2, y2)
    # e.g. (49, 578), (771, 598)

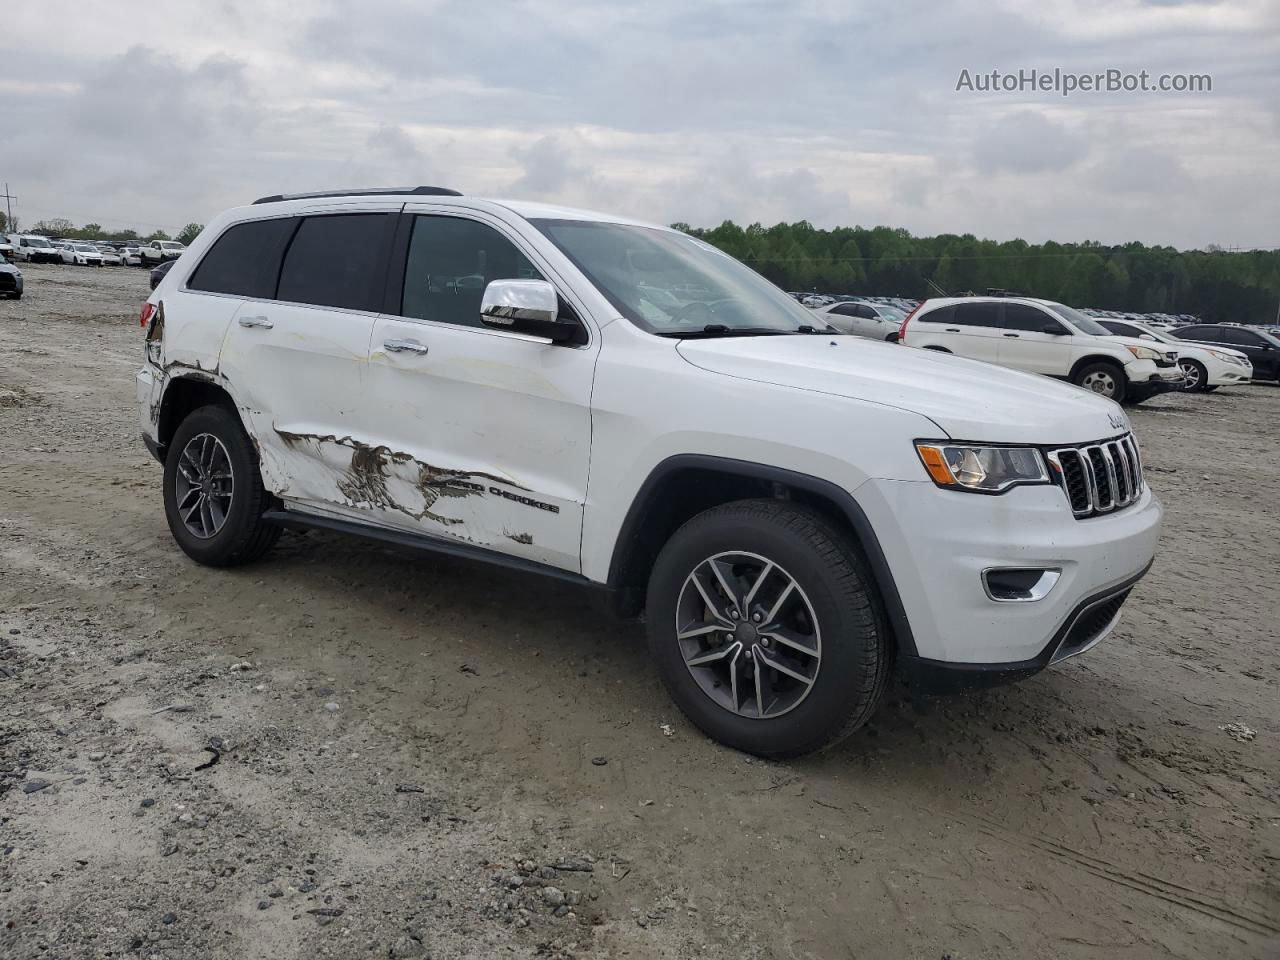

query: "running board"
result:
(262, 509), (594, 587)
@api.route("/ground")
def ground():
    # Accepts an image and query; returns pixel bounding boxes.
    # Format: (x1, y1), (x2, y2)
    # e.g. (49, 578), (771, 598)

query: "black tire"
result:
(1179, 359), (1208, 392)
(645, 499), (890, 758)
(163, 405), (280, 566)
(1071, 360), (1127, 402)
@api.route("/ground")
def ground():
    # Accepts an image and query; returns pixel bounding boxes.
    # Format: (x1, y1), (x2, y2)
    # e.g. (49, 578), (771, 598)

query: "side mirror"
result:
(480, 279), (582, 344)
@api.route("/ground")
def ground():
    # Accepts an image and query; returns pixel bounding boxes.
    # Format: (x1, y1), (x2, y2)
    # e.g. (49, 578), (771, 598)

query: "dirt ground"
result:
(1, 262), (1277, 960)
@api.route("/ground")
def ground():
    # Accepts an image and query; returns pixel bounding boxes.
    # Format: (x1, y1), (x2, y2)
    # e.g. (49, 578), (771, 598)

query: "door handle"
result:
(238, 315), (273, 329)
(1003, 333), (1020, 338)
(945, 328), (960, 333)
(383, 338), (429, 355)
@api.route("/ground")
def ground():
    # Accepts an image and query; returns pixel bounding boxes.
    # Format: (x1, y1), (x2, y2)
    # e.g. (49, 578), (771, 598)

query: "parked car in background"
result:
(0, 236), (13, 258)
(58, 241), (105, 267)
(119, 243), (144, 266)
(140, 240), (186, 264)
(149, 258), (175, 290)
(134, 187), (1163, 757)
(900, 297), (1184, 403)
(809, 299), (905, 340)
(96, 244), (124, 266)
(0, 252), (23, 299)
(1098, 319), (1251, 392)
(1172, 324), (1280, 382)
(9, 235), (61, 263)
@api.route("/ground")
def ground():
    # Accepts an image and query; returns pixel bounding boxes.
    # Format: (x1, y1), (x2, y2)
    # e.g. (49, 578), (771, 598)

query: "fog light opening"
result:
(982, 567), (1061, 602)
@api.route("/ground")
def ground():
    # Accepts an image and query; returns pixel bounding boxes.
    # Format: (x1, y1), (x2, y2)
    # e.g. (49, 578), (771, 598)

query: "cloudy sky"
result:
(3, 0), (1277, 248)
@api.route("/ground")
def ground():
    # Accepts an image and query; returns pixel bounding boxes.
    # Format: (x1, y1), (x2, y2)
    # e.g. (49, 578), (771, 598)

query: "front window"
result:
(160, 241), (183, 250)
(532, 219), (820, 336)
(27, 237), (52, 248)
(1045, 301), (1111, 336)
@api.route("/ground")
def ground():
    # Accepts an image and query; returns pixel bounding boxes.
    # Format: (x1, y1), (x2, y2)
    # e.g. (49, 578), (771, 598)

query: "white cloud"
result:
(0, 0), (1275, 248)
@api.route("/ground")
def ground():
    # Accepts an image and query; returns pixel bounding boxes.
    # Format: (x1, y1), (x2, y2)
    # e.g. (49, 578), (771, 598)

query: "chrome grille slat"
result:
(1048, 433), (1144, 520)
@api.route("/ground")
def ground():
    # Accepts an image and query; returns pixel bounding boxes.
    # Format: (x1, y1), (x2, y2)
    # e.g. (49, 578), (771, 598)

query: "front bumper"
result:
(1126, 361), (1185, 400)
(1207, 362), (1252, 387)
(854, 476), (1162, 677)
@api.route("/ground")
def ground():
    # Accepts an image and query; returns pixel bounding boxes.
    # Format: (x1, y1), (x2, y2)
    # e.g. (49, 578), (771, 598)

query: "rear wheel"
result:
(163, 405), (280, 566)
(645, 499), (890, 758)
(1072, 361), (1127, 402)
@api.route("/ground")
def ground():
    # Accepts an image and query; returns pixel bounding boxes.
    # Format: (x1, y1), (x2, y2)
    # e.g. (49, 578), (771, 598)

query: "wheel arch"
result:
(1069, 354), (1127, 381)
(155, 374), (243, 460)
(604, 455), (917, 657)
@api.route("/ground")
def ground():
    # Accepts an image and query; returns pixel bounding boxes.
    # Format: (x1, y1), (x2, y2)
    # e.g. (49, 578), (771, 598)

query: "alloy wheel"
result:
(1179, 360), (1202, 390)
(675, 551), (822, 719)
(174, 433), (235, 539)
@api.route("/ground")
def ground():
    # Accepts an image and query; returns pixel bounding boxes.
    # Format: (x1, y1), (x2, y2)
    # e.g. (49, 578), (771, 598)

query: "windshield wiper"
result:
(657, 325), (793, 339)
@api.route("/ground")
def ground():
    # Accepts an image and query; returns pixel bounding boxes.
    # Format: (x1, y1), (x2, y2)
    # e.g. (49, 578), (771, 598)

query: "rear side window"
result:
(188, 218), (297, 299)
(278, 214), (394, 311)
(1101, 320), (1140, 337)
(829, 303), (859, 317)
(1176, 326), (1218, 341)
(917, 304), (956, 324)
(955, 302), (1000, 328)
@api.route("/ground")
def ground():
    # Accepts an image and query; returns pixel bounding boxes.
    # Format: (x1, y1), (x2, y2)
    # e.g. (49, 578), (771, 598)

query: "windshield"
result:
(1046, 301), (1111, 336)
(74, 243), (97, 252)
(160, 241), (183, 250)
(870, 304), (906, 322)
(532, 219), (821, 336)
(27, 237), (52, 248)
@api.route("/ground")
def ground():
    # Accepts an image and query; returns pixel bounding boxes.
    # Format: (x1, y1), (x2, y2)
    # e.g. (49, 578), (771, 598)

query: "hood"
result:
(1104, 335), (1179, 363)
(676, 336), (1129, 445)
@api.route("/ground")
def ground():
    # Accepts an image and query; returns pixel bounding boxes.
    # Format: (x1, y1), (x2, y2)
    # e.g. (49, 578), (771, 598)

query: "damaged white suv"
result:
(136, 187), (1162, 757)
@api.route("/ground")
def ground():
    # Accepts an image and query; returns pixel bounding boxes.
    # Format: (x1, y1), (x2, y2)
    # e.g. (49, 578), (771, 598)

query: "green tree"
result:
(146, 229), (172, 242)
(176, 223), (204, 245)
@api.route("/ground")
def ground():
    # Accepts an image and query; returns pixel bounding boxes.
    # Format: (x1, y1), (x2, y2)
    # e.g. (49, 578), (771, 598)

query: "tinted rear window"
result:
(955, 302), (1000, 327)
(278, 214), (393, 311)
(917, 304), (955, 324)
(187, 218), (297, 299)
(1002, 303), (1055, 332)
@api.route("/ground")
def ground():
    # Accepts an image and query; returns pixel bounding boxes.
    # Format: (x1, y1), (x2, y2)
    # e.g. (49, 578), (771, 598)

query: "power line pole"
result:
(0, 183), (14, 233)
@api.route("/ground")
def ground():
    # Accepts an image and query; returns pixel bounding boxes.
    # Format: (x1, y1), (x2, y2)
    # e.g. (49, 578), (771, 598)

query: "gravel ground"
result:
(1, 262), (1277, 960)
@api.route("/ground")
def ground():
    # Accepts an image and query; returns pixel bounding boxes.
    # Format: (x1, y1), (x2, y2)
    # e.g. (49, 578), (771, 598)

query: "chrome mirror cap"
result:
(480, 279), (558, 328)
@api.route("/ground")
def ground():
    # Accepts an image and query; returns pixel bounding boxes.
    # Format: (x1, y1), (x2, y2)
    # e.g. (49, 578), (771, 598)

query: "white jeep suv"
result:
(900, 296), (1185, 403)
(135, 187), (1163, 757)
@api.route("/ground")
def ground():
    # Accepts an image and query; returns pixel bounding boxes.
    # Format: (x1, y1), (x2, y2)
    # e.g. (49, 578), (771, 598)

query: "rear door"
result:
(218, 207), (398, 513)
(942, 301), (1003, 363)
(995, 302), (1073, 375)
(362, 207), (597, 572)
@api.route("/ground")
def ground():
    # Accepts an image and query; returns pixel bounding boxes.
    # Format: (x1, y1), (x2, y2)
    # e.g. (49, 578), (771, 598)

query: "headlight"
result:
(915, 443), (1049, 493)
(1209, 350), (1248, 367)
(1126, 345), (1162, 361)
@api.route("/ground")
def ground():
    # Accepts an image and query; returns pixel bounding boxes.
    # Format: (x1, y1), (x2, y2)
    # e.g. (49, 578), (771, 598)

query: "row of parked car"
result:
(793, 291), (1277, 402)
(0, 234), (186, 267)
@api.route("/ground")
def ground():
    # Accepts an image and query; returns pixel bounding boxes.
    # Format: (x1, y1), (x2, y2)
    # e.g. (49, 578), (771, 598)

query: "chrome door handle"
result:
(383, 338), (429, 355)
(238, 315), (273, 329)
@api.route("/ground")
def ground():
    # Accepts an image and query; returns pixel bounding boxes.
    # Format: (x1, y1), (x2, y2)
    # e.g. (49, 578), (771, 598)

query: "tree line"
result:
(0, 212), (202, 247)
(673, 220), (1280, 324)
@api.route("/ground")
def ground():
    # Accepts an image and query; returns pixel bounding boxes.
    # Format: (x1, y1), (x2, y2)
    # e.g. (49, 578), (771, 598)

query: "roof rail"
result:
(252, 186), (462, 204)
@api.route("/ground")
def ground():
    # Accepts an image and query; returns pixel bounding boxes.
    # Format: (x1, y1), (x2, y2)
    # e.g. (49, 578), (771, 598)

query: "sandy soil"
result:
(0, 262), (1277, 960)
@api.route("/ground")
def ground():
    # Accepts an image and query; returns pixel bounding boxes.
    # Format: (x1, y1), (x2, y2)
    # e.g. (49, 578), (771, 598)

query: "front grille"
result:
(1155, 351), (1178, 368)
(1054, 589), (1131, 660)
(1047, 434), (1143, 519)
(0, 274), (15, 292)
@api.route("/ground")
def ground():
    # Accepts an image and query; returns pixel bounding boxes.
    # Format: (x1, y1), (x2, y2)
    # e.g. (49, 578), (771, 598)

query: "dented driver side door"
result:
(359, 208), (597, 573)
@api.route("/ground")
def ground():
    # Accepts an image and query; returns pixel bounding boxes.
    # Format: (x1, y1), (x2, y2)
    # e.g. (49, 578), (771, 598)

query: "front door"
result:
(996, 303), (1073, 375)
(363, 210), (597, 572)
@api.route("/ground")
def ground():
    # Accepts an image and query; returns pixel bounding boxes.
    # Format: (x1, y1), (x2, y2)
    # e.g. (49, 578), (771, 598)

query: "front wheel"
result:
(1179, 359), (1208, 392)
(163, 405), (280, 566)
(645, 499), (890, 758)
(1072, 361), (1127, 402)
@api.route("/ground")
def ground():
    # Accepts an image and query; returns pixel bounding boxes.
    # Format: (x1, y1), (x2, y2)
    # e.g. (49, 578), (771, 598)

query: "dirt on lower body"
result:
(1, 263), (1277, 959)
